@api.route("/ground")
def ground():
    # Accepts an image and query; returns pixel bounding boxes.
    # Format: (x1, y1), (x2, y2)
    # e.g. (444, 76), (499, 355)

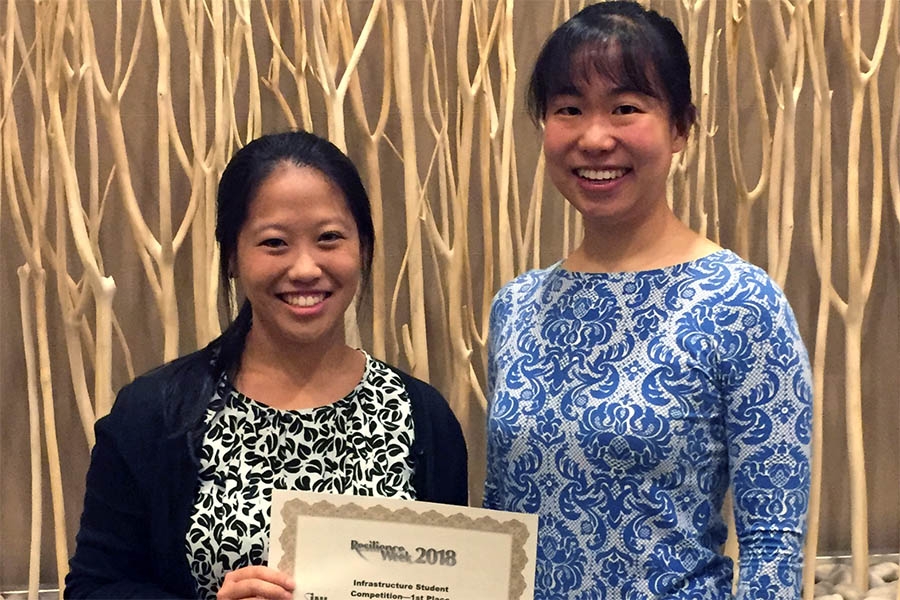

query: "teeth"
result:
(577, 168), (626, 181)
(282, 293), (326, 307)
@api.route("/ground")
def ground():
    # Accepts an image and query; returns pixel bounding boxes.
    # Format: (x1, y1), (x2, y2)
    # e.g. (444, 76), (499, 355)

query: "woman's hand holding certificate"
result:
(269, 491), (538, 600)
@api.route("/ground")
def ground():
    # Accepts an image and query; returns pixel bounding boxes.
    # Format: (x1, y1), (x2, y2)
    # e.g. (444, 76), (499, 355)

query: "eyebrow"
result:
(247, 216), (353, 234)
(244, 221), (287, 236)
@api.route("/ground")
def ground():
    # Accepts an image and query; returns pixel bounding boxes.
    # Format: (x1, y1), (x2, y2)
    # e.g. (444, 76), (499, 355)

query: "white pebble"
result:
(869, 563), (899, 583)
(815, 581), (836, 595)
(813, 558), (900, 599)
(863, 582), (898, 598)
(834, 582), (863, 600)
(831, 565), (854, 585)
(817, 563), (839, 582)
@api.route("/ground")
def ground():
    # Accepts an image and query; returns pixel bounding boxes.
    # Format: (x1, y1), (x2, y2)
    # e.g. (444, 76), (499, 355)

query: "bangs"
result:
(527, 15), (669, 123)
(564, 41), (660, 100)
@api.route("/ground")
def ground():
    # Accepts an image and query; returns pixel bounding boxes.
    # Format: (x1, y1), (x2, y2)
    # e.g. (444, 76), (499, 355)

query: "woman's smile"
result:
(279, 292), (328, 308)
(575, 167), (629, 182)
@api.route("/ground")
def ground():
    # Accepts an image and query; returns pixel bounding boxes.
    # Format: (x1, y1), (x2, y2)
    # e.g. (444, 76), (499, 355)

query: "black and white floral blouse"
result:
(184, 351), (416, 599)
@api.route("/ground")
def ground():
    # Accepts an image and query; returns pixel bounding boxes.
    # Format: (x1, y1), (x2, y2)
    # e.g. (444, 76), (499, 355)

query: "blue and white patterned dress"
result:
(484, 250), (812, 600)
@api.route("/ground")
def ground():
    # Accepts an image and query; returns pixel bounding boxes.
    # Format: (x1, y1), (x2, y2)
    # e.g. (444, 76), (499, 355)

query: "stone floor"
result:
(813, 555), (899, 599)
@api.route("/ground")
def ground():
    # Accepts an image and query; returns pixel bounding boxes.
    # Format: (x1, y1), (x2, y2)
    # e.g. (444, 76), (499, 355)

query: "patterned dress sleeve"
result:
(721, 272), (813, 599)
(483, 288), (510, 510)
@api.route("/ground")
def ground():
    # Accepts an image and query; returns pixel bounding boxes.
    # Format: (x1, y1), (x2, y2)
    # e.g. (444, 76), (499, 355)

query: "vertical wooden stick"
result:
(391, 0), (429, 378)
(888, 15), (900, 598)
(802, 2), (831, 595)
(341, 1), (392, 358)
(835, 0), (893, 588)
(725, 0), (772, 259)
(17, 265), (43, 600)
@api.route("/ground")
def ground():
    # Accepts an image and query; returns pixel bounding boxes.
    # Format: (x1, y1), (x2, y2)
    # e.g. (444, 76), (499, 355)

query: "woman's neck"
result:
(234, 328), (365, 410)
(565, 206), (718, 273)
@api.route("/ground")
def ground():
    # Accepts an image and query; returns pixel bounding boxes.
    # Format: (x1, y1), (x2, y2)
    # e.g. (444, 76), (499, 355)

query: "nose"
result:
(287, 247), (322, 281)
(578, 115), (616, 153)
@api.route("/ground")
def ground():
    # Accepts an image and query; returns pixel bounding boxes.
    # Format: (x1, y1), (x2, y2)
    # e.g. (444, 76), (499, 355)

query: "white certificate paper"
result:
(270, 490), (538, 600)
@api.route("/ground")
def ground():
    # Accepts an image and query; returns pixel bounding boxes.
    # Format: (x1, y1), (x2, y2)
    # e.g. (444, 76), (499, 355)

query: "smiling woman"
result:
(483, 2), (812, 599)
(64, 131), (468, 600)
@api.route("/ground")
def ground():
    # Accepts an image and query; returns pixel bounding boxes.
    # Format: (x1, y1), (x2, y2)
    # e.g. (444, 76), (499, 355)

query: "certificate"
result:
(270, 490), (538, 600)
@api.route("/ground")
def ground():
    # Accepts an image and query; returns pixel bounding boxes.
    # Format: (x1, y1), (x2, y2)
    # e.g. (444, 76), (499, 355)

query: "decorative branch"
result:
(764, 0), (804, 286)
(390, 0), (429, 379)
(17, 265), (43, 600)
(801, 1), (833, 596)
(726, 0), (772, 258)
(833, 0), (893, 588)
(340, 0), (391, 358)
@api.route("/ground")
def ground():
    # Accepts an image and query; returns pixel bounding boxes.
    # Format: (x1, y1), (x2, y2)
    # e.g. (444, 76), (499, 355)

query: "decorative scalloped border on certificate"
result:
(277, 499), (533, 600)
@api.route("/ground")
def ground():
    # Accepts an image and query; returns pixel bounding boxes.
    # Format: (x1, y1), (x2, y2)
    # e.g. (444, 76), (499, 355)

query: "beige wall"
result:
(1, 0), (898, 590)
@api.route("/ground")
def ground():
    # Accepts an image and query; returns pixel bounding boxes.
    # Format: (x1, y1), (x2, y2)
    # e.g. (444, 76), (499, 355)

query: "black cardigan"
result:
(65, 340), (468, 599)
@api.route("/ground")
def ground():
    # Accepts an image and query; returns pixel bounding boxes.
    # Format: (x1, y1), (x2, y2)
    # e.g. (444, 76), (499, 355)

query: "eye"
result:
(553, 105), (581, 116)
(260, 238), (286, 249)
(318, 230), (346, 244)
(613, 104), (641, 115)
